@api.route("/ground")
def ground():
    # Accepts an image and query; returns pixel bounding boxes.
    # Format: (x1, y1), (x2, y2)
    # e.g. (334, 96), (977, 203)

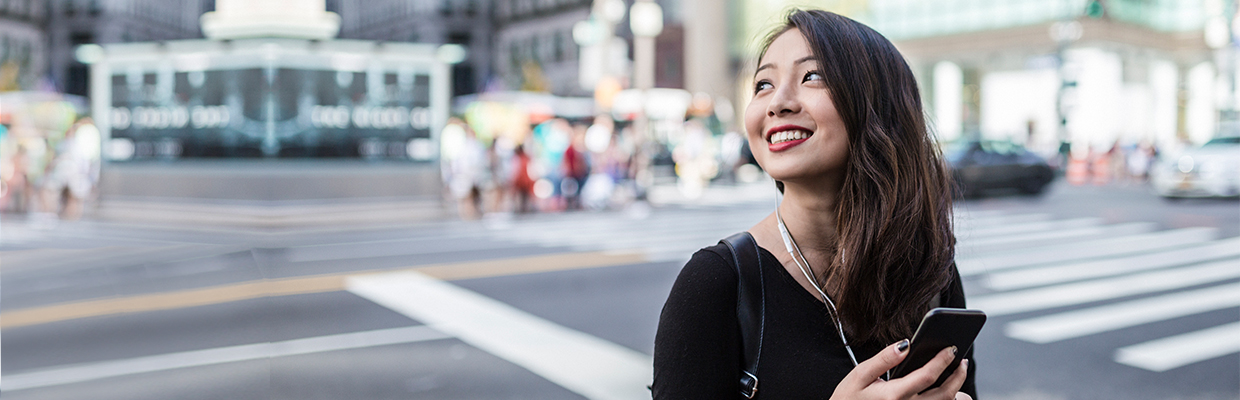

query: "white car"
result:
(1151, 136), (1240, 198)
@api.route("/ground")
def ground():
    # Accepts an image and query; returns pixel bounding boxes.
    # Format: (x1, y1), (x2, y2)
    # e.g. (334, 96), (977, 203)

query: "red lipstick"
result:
(766, 124), (812, 152)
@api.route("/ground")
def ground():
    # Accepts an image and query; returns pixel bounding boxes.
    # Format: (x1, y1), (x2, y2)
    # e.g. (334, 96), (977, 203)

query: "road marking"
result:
(413, 250), (646, 280)
(285, 231), (495, 262)
(957, 222), (1154, 255)
(0, 325), (452, 392)
(1114, 322), (1240, 372)
(957, 227), (1218, 276)
(954, 213), (1051, 229)
(0, 275), (347, 329)
(986, 236), (1240, 290)
(494, 212), (753, 246)
(1005, 283), (1240, 343)
(0, 250), (647, 329)
(347, 271), (652, 400)
(971, 258), (1240, 316)
(959, 217), (1101, 240)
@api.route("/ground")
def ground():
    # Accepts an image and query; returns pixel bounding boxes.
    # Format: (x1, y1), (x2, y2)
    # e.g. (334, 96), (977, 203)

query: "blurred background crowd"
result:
(0, 0), (1236, 224)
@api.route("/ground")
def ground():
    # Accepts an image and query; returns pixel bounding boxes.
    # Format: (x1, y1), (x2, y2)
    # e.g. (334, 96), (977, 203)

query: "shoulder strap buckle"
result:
(740, 371), (759, 399)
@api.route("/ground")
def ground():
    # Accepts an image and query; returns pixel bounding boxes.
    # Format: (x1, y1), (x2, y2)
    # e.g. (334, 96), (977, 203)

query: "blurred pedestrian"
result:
(441, 118), (490, 220)
(510, 143), (536, 213)
(561, 123), (590, 209)
(1127, 141), (1154, 181)
(673, 119), (719, 198)
(2, 142), (31, 213)
(40, 117), (99, 220)
(581, 116), (621, 210)
(653, 10), (975, 400)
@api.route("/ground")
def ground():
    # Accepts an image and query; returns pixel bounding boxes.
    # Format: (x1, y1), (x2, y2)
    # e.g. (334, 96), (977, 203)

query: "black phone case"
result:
(888, 308), (986, 390)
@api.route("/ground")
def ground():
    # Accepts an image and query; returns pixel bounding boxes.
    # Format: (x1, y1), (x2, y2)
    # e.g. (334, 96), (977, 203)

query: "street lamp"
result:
(629, 0), (663, 91)
(627, 0), (663, 200)
(1204, 2), (1240, 127)
(1049, 20), (1081, 162)
(436, 44), (468, 65)
(575, 0), (627, 93)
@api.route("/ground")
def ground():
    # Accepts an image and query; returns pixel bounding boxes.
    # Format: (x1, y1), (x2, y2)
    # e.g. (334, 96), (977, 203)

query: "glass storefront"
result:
(93, 39), (449, 161)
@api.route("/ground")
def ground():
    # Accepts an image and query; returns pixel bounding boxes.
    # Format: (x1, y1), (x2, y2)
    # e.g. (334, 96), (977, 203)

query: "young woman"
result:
(653, 9), (976, 400)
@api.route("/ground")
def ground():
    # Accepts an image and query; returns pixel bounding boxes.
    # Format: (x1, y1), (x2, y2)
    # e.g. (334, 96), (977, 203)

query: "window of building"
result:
(510, 41), (521, 71)
(553, 30), (564, 62)
(70, 32), (94, 46)
(531, 35), (543, 64)
(448, 32), (470, 45)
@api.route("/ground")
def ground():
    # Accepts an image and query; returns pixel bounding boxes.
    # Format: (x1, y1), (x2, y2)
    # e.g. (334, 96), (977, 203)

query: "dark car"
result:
(945, 140), (1055, 197)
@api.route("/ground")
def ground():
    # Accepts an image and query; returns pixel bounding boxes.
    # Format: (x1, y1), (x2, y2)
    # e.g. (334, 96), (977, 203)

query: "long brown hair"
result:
(759, 9), (956, 345)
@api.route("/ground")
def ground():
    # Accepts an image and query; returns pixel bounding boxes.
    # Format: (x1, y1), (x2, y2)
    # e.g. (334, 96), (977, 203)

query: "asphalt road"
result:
(2, 179), (1237, 400)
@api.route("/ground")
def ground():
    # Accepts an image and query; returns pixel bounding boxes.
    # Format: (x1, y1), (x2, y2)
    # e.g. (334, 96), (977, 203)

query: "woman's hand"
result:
(830, 340), (971, 400)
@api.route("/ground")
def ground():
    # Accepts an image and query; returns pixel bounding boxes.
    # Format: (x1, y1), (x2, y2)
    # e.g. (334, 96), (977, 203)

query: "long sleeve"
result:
(652, 248), (742, 399)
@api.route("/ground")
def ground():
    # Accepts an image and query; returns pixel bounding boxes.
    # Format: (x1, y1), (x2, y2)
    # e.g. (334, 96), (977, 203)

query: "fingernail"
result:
(962, 359), (969, 369)
(895, 339), (909, 353)
(950, 346), (958, 356)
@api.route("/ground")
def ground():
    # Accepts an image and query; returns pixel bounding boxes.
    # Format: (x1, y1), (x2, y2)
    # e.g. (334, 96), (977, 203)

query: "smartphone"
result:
(888, 308), (986, 390)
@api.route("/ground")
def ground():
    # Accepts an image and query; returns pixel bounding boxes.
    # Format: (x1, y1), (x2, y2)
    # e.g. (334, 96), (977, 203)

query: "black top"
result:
(653, 242), (977, 399)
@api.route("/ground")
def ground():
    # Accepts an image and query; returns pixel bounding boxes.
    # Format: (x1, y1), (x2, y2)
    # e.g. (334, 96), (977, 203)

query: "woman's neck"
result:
(777, 181), (842, 276)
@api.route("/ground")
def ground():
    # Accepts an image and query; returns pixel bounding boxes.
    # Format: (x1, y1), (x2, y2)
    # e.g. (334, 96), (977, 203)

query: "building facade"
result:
(44, 0), (207, 96)
(724, 0), (1224, 153)
(490, 0), (685, 97)
(0, 0), (48, 91)
(872, 0), (1215, 153)
(491, 0), (592, 95)
(333, 0), (492, 98)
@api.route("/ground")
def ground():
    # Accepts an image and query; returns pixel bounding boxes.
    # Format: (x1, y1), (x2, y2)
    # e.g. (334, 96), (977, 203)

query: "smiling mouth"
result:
(768, 129), (813, 144)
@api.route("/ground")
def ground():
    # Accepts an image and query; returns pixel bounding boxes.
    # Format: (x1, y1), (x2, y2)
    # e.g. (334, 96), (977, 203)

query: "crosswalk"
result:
(480, 206), (1240, 373)
(5, 194), (1238, 376)
(954, 210), (1239, 372)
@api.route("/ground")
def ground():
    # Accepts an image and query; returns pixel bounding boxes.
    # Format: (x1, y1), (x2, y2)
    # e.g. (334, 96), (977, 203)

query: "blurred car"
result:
(945, 140), (1055, 198)
(1150, 135), (1240, 199)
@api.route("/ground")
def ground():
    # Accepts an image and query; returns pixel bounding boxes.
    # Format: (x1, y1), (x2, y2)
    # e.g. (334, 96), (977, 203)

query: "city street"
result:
(2, 179), (1238, 400)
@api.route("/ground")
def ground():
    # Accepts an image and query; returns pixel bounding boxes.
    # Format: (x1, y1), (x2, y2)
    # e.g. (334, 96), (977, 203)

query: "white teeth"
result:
(770, 130), (811, 144)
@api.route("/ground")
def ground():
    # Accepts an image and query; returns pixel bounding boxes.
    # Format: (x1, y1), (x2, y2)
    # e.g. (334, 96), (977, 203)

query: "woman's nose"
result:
(767, 87), (800, 116)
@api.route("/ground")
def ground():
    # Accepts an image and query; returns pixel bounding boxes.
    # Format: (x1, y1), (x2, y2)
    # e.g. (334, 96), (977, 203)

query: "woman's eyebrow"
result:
(755, 56), (817, 75)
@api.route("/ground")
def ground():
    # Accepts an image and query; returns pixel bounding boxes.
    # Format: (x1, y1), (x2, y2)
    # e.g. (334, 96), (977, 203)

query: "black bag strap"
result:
(721, 232), (765, 399)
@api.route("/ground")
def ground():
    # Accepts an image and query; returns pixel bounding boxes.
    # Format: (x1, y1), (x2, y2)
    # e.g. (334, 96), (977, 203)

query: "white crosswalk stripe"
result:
(970, 258), (1240, 316)
(985, 236), (1240, 290)
(1005, 283), (1240, 344)
(958, 217), (1100, 239)
(943, 210), (1240, 373)
(956, 227), (1218, 276)
(956, 221), (1156, 256)
(1114, 322), (1240, 372)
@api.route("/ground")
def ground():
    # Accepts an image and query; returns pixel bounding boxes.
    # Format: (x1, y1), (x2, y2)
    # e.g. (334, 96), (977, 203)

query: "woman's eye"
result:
(803, 71), (824, 82)
(754, 80), (773, 93)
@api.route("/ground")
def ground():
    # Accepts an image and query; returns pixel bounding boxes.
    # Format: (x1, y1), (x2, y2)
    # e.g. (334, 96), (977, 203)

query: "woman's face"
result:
(744, 29), (850, 187)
